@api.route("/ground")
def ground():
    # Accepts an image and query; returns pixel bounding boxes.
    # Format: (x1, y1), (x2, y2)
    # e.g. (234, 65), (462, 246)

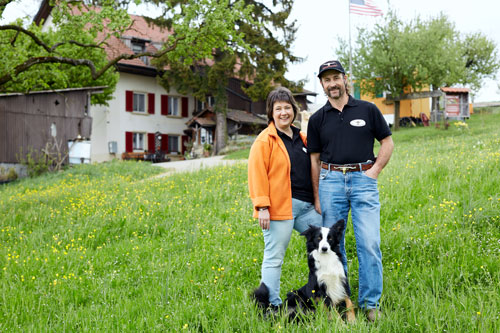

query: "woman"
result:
(248, 87), (322, 307)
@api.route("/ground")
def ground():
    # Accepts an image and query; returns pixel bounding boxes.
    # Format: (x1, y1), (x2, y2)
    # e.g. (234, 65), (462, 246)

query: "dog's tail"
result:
(252, 282), (271, 309)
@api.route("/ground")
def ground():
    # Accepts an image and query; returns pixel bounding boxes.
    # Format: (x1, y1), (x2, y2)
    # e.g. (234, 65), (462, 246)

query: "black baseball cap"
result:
(317, 60), (345, 78)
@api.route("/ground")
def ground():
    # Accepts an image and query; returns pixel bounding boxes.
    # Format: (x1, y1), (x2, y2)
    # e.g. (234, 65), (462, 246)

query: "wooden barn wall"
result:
(0, 91), (92, 163)
(251, 100), (266, 115)
(226, 78), (266, 115)
(294, 96), (308, 112)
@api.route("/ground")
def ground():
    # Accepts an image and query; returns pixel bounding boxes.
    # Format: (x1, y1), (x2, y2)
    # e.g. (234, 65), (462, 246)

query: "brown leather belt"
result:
(321, 162), (373, 174)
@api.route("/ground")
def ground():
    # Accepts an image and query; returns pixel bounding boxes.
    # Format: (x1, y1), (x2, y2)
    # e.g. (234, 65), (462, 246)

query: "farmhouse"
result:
(32, 1), (293, 163)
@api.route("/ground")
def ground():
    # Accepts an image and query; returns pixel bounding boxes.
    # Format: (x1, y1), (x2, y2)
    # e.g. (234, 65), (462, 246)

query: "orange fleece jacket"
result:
(248, 122), (307, 220)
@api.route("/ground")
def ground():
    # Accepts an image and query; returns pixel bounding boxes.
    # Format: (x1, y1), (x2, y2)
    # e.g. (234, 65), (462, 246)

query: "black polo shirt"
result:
(277, 126), (314, 203)
(307, 96), (391, 164)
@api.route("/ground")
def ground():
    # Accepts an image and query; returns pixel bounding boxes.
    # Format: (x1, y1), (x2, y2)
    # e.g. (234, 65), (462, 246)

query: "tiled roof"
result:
(186, 110), (216, 127)
(227, 110), (267, 125)
(124, 14), (172, 42)
(36, 2), (172, 68)
(192, 118), (216, 127)
(441, 87), (470, 93)
(101, 14), (172, 67)
(34, 1), (262, 82)
(187, 109), (267, 127)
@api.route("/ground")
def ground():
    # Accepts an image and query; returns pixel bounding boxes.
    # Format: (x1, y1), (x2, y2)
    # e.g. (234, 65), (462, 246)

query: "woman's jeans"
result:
(261, 198), (322, 306)
(319, 168), (383, 310)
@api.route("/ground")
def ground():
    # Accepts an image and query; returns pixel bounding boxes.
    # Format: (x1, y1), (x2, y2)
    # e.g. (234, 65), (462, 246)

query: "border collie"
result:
(253, 220), (355, 322)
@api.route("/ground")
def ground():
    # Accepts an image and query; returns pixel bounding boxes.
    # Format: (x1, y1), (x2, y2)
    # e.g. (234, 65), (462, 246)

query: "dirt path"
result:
(152, 156), (246, 178)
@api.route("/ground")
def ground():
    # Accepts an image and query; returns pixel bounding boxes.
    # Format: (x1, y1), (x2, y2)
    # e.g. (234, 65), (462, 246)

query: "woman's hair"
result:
(266, 87), (300, 124)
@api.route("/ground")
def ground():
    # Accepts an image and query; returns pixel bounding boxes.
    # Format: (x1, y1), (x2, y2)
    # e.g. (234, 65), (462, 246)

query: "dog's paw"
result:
(345, 309), (356, 323)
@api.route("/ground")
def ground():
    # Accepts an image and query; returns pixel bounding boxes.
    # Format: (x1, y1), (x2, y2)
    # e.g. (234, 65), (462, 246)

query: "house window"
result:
(168, 135), (179, 153)
(131, 42), (144, 54)
(168, 97), (180, 116)
(133, 133), (144, 151)
(196, 99), (204, 113)
(133, 93), (146, 113)
(131, 40), (149, 65)
(196, 96), (215, 112)
(207, 96), (215, 107)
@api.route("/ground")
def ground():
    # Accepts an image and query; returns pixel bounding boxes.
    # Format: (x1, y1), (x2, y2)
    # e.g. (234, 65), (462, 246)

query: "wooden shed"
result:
(0, 87), (104, 164)
(441, 87), (471, 120)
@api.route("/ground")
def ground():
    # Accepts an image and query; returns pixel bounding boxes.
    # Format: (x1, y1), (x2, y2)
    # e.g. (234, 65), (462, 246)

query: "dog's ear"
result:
(330, 219), (345, 240)
(300, 225), (319, 239)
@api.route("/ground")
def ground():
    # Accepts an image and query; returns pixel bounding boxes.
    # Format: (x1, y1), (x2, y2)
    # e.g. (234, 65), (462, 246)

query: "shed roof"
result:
(441, 87), (470, 93)
(0, 86), (107, 97)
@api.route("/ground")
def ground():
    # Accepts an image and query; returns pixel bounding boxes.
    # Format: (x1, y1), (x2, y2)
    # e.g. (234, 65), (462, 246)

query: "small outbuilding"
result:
(0, 87), (104, 169)
(441, 87), (471, 120)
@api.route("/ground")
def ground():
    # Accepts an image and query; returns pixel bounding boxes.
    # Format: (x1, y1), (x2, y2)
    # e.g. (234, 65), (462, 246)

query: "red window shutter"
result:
(125, 132), (133, 152)
(161, 134), (168, 153)
(125, 91), (133, 112)
(161, 95), (169, 115)
(148, 133), (155, 152)
(181, 97), (188, 117)
(148, 93), (155, 114)
(181, 135), (189, 155)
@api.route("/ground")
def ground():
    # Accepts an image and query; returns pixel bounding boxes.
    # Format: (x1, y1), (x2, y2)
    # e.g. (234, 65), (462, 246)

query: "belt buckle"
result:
(339, 166), (356, 174)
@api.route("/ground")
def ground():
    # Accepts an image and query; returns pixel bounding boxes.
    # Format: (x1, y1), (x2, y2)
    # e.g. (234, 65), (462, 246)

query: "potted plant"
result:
(203, 143), (212, 157)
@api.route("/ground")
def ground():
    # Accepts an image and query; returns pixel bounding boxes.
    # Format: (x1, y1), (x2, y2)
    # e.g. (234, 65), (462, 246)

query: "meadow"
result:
(1, 110), (499, 332)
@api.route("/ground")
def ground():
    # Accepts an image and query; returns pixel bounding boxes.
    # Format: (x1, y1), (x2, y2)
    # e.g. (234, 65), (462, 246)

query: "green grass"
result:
(1, 112), (499, 331)
(224, 148), (250, 160)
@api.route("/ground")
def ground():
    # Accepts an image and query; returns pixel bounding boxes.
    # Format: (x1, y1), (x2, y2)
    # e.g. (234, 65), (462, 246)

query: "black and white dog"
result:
(253, 220), (355, 322)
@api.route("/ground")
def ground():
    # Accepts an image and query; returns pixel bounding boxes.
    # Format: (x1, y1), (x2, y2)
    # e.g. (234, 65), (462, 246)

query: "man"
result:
(307, 60), (394, 322)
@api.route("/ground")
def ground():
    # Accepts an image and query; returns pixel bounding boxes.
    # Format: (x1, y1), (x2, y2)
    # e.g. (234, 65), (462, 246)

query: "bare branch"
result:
(0, 24), (53, 53)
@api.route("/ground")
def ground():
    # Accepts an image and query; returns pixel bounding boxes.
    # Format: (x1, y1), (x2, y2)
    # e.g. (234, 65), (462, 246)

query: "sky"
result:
(285, 0), (500, 105)
(2, 0), (499, 104)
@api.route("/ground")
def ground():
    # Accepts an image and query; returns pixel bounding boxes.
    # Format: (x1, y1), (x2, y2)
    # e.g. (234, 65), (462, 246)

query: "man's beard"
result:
(325, 85), (345, 99)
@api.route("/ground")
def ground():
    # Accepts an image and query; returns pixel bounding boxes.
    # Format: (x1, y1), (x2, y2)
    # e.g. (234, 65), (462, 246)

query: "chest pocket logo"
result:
(350, 119), (366, 127)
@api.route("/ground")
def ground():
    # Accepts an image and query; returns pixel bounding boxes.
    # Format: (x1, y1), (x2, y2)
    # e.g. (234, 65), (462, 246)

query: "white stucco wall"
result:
(90, 72), (192, 162)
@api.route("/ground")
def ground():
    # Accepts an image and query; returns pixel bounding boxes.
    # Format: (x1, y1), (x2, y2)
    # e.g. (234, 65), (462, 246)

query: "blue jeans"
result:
(261, 198), (322, 306)
(319, 168), (382, 310)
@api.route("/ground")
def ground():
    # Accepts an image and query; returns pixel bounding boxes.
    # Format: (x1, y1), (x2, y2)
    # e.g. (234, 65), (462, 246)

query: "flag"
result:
(349, 0), (383, 16)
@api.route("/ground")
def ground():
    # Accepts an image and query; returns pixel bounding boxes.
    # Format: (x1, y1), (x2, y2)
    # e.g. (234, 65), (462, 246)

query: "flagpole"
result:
(348, 0), (354, 96)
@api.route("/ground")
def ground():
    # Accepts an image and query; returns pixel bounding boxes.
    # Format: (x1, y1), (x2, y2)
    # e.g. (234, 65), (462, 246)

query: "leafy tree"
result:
(337, 11), (499, 129)
(459, 32), (499, 93)
(151, 0), (303, 153)
(0, 0), (252, 105)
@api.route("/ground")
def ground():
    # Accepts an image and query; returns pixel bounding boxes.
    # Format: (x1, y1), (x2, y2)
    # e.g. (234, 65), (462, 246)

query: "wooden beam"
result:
(385, 90), (443, 102)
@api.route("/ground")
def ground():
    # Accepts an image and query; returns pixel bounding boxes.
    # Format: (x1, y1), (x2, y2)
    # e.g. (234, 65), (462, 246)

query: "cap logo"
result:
(323, 62), (339, 69)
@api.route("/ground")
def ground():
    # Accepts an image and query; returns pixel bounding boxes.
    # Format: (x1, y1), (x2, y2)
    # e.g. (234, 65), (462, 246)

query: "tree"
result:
(337, 11), (499, 130)
(152, 0), (303, 154)
(0, 0), (252, 105)
(460, 32), (500, 93)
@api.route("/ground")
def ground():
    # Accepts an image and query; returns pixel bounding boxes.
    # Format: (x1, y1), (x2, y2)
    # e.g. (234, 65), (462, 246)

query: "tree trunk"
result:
(215, 110), (227, 154)
(431, 96), (437, 123)
(393, 100), (400, 131)
(214, 86), (228, 155)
